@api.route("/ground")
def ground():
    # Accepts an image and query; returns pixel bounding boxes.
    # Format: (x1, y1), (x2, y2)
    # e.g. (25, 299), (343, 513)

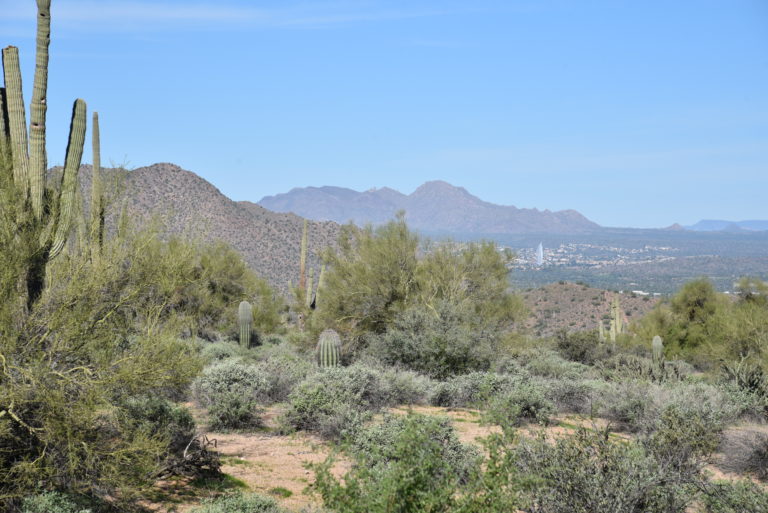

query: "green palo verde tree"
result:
(1, 0), (87, 310)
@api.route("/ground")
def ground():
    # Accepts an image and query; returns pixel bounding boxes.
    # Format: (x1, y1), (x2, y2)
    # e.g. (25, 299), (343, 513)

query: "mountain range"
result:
(258, 181), (600, 235)
(685, 220), (768, 232)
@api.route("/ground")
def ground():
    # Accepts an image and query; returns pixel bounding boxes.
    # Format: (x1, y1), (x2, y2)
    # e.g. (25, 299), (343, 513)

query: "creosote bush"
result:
(188, 493), (286, 513)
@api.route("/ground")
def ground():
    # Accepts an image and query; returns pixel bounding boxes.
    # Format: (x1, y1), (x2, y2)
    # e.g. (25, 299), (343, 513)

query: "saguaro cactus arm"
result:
(49, 98), (86, 259)
(1, 46), (30, 190)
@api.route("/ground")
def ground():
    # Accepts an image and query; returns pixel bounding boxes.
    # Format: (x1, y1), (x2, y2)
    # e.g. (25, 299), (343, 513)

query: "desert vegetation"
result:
(2, 2), (768, 513)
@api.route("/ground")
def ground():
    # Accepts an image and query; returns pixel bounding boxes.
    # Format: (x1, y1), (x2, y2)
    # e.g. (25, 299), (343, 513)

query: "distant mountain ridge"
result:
(259, 181), (600, 234)
(685, 220), (768, 232)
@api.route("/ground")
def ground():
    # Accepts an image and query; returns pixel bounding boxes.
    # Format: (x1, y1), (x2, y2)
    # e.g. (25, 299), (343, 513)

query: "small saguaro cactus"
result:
(598, 321), (606, 343)
(316, 329), (342, 368)
(238, 300), (253, 348)
(652, 335), (664, 365)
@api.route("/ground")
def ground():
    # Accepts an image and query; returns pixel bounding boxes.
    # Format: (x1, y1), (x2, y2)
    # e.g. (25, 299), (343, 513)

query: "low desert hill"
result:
(70, 163), (340, 294)
(521, 282), (660, 337)
(259, 181), (600, 235)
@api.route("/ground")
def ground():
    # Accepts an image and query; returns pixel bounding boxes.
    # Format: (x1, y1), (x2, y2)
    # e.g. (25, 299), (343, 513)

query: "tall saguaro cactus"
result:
(298, 219), (308, 291)
(238, 300), (253, 348)
(1, 0), (88, 308)
(90, 111), (104, 260)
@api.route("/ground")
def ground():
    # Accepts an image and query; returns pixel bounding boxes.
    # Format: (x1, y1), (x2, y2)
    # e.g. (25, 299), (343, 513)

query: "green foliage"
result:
(120, 395), (196, 460)
(192, 360), (270, 407)
(281, 364), (397, 440)
(514, 428), (694, 513)
(369, 300), (507, 379)
(20, 492), (92, 513)
(189, 493), (285, 513)
(635, 277), (768, 369)
(485, 380), (556, 426)
(430, 372), (518, 408)
(555, 329), (611, 365)
(207, 393), (263, 431)
(702, 481), (768, 513)
(317, 215), (526, 353)
(348, 414), (481, 485)
(312, 413), (514, 513)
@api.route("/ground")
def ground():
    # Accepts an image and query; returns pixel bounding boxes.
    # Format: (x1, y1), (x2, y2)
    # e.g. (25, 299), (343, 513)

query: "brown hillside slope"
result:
(70, 163), (340, 294)
(522, 282), (660, 337)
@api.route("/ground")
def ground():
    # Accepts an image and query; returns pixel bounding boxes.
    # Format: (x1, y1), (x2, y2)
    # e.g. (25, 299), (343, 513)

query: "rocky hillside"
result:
(259, 180), (600, 234)
(70, 163), (340, 294)
(521, 282), (660, 337)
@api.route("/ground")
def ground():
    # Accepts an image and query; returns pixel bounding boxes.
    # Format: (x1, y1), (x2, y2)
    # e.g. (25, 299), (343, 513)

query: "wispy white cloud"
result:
(0, 1), (455, 30)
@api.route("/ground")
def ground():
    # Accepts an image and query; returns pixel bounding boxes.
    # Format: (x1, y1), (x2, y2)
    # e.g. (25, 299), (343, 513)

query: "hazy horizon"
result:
(2, 0), (766, 228)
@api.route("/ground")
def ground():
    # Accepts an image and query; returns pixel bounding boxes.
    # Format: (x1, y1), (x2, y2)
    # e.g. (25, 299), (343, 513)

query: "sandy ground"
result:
(146, 404), (766, 512)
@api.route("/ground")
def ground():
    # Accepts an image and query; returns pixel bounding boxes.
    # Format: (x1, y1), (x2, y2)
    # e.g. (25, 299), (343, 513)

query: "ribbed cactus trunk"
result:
(90, 111), (104, 261)
(298, 219), (308, 290)
(317, 329), (341, 368)
(598, 321), (606, 343)
(652, 335), (664, 365)
(314, 264), (325, 309)
(238, 300), (253, 348)
(306, 267), (314, 308)
(1, 0), (88, 309)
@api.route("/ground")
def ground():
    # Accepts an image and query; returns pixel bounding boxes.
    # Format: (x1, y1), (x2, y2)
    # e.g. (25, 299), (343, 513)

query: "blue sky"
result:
(1, 0), (766, 228)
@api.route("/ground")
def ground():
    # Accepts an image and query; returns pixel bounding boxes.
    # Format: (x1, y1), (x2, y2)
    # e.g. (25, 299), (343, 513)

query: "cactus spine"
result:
(652, 335), (664, 365)
(238, 300), (253, 348)
(2, 1), (88, 308)
(317, 329), (341, 368)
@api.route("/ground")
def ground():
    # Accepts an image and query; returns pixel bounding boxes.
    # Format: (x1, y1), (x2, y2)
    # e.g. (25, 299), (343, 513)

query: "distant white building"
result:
(536, 242), (544, 266)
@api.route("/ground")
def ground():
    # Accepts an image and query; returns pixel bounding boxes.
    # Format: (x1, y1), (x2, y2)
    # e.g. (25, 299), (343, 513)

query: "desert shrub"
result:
(253, 345), (316, 403)
(642, 405), (722, 480)
(543, 378), (609, 415)
(599, 353), (692, 382)
(518, 348), (590, 379)
(121, 395), (196, 459)
(263, 334), (286, 345)
(380, 368), (436, 405)
(367, 301), (502, 379)
(20, 492), (92, 513)
(200, 341), (248, 362)
(702, 480), (768, 513)
(555, 329), (611, 365)
(492, 355), (529, 375)
(485, 380), (556, 426)
(281, 365), (395, 440)
(717, 428), (768, 480)
(430, 372), (517, 407)
(312, 413), (506, 513)
(192, 360), (271, 407)
(207, 392), (263, 431)
(598, 380), (656, 432)
(721, 359), (768, 419)
(514, 429), (693, 513)
(189, 492), (285, 513)
(348, 414), (481, 485)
